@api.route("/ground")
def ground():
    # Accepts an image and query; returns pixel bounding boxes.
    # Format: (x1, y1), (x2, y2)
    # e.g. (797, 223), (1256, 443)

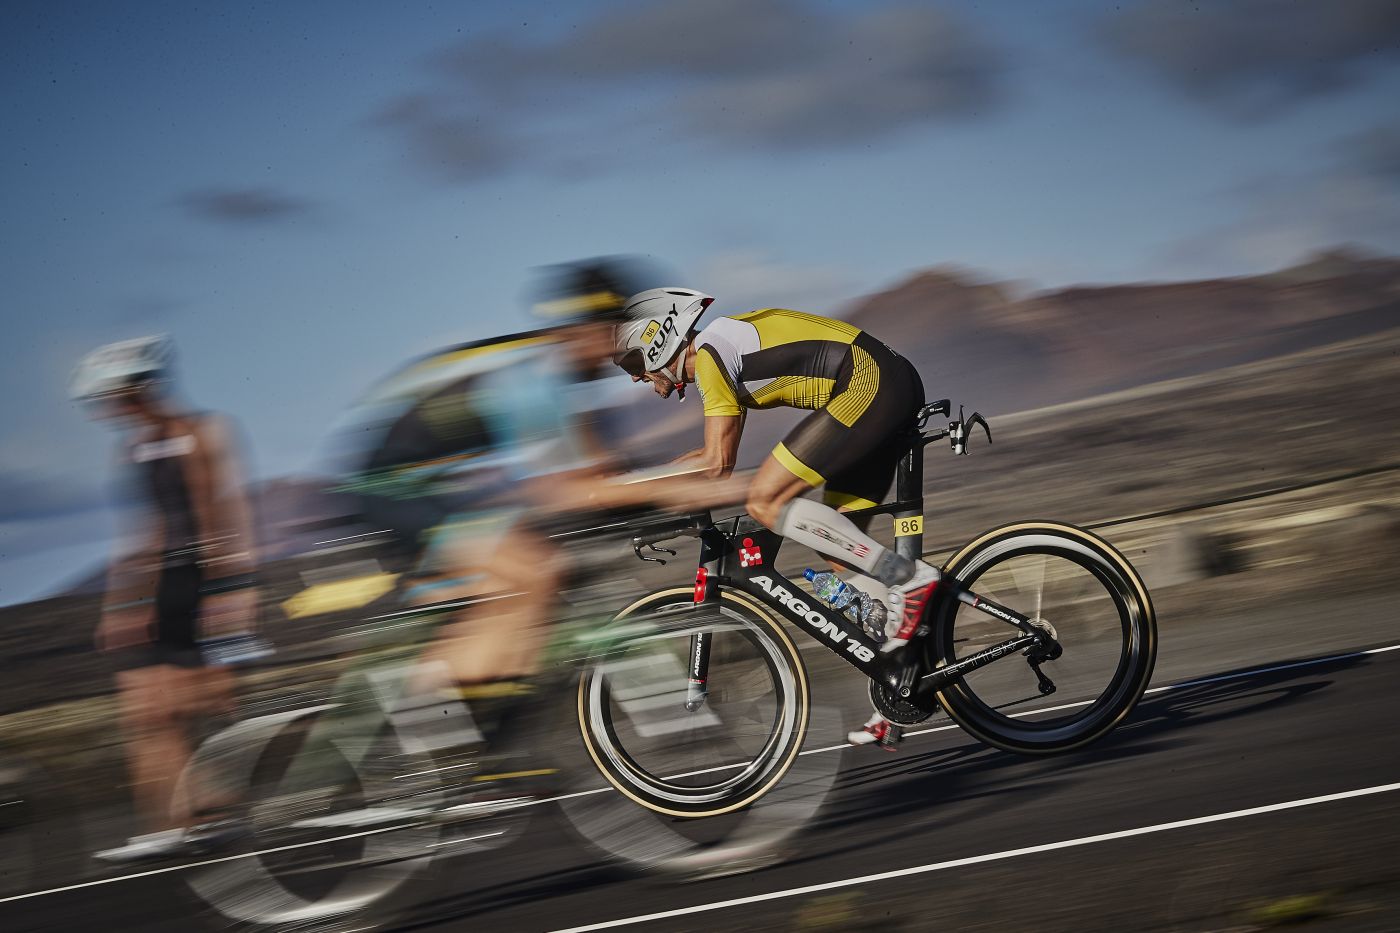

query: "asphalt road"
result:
(5, 587), (1400, 933)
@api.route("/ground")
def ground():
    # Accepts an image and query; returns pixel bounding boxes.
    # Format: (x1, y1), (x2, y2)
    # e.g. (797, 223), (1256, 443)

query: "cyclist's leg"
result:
(402, 511), (563, 778)
(821, 452), (905, 600)
(115, 665), (190, 834)
(748, 336), (925, 588)
(415, 511), (561, 686)
(749, 437), (919, 752)
(101, 561), (230, 858)
(357, 491), (547, 684)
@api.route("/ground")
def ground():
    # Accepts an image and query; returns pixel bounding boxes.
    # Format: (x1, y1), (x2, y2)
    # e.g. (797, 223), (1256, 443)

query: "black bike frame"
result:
(651, 398), (1038, 705)
(672, 414), (1045, 704)
(682, 517), (1046, 701)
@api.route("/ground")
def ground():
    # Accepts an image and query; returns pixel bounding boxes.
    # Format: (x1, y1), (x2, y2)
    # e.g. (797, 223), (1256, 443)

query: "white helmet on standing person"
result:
(69, 335), (175, 401)
(613, 288), (714, 398)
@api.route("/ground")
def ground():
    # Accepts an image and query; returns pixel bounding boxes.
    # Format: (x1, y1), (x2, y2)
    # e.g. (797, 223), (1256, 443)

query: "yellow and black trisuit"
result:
(692, 309), (924, 509)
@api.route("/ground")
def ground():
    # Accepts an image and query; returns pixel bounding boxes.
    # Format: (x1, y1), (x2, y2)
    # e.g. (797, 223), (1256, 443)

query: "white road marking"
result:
(0, 821), (426, 905)
(550, 781), (1400, 933)
(427, 830), (506, 849)
(5, 640), (1397, 905)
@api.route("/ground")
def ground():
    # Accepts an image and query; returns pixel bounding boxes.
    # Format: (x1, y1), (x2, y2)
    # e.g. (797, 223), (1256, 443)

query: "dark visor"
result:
(616, 349), (646, 378)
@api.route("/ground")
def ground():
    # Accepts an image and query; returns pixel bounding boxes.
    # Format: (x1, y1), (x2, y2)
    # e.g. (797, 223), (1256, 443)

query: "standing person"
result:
(71, 336), (260, 860)
(613, 290), (938, 751)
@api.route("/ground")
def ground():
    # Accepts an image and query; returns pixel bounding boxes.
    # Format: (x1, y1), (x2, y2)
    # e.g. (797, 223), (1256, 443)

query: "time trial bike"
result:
(576, 398), (1158, 815)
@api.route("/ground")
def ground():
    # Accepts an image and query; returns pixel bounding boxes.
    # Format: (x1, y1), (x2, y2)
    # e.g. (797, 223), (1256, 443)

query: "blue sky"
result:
(3, 0), (1399, 604)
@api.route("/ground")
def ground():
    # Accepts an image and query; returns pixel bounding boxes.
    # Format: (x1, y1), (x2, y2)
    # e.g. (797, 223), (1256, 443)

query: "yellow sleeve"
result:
(695, 349), (742, 417)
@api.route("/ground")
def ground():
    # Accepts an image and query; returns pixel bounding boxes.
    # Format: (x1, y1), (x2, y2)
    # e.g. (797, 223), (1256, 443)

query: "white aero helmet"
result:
(613, 288), (714, 382)
(69, 335), (174, 401)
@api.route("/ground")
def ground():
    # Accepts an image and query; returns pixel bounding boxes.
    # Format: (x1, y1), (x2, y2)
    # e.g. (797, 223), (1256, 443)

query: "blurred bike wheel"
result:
(179, 706), (446, 928)
(577, 588), (810, 818)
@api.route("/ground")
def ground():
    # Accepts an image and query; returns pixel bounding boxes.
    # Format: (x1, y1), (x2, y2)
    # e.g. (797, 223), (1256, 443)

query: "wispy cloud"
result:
(1160, 119), (1400, 274)
(177, 187), (315, 224)
(373, 95), (522, 184)
(379, 0), (1005, 184)
(1100, 0), (1400, 116)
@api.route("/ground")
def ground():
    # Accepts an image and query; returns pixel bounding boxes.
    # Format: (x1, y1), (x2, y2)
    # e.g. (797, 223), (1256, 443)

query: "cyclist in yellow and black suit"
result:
(615, 292), (939, 751)
(689, 308), (924, 514)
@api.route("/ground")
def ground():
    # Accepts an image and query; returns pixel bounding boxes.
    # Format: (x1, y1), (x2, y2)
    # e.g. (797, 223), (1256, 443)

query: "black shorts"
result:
(115, 559), (205, 670)
(770, 333), (924, 510)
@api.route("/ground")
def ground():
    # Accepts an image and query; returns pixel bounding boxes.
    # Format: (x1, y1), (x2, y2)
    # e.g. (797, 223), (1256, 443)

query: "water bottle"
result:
(804, 569), (856, 612)
(804, 569), (888, 641)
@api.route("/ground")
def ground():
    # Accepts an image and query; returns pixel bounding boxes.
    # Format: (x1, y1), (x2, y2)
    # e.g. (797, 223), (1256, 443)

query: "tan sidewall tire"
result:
(932, 521), (1157, 754)
(576, 587), (811, 818)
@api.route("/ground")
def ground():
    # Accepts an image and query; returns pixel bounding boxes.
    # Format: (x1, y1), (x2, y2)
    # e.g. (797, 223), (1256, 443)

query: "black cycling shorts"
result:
(770, 332), (925, 510)
(115, 558), (205, 670)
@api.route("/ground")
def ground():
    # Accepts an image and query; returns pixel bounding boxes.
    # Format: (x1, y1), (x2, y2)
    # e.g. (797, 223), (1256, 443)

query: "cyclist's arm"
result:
(189, 413), (260, 639)
(694, 413), (742, 479)
(191, 414), (257, 576)
(566, 459), (749, 514)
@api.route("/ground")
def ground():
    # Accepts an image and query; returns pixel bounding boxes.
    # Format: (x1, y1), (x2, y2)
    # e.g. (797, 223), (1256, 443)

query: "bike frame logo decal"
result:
(738, 537), (763, 567)
(972, 596), (1020, 625)
(749, 574), (876, 663)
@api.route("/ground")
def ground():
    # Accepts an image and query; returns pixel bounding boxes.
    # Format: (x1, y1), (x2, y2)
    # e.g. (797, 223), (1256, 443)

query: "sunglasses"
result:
(615, 349), (647, 379)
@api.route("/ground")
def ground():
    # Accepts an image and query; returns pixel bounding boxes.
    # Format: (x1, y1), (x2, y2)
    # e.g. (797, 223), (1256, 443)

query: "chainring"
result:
(868, 679), (937, 726)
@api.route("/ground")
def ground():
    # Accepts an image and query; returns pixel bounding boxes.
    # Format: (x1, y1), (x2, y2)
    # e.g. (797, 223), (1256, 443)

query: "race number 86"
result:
(893, 515), (924, 537)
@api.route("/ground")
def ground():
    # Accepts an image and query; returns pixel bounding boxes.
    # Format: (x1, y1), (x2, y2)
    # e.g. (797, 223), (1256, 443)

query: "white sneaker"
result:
(880, 561), (941, 653)
(93, 828), (189, 863)
(846, 713), (903, 751)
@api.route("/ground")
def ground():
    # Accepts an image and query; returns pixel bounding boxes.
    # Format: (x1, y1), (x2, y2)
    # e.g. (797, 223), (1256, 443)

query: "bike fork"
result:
(684, 533), (726, 712)
(685, 631), (712, 712)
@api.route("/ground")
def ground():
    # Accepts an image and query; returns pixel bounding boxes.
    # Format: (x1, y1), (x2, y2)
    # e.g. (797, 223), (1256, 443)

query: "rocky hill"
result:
(33, 247), (1400, 602)
(843, 247), (1400, 416)
(624, 247), (1400, 464)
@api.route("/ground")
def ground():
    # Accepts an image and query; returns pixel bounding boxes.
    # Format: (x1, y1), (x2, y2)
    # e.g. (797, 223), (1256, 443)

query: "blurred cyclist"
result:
(337, 259), (665, 781)
(71, 336), (260, 860)
(614, 290), (936, 751)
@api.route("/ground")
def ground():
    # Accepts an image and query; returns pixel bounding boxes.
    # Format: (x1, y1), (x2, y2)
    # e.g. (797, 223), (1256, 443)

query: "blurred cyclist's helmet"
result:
(613, 288), (714, 378)
(69, 335), (174, 401)
(530, 257), (655, 327)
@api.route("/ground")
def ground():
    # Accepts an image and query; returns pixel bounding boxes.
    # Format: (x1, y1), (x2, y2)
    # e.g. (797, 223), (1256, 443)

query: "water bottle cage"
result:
(948, 406), (992, 456)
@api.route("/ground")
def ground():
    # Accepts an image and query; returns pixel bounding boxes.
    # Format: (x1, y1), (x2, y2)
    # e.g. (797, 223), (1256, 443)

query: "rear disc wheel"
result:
(928, 522), (1156, 754)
